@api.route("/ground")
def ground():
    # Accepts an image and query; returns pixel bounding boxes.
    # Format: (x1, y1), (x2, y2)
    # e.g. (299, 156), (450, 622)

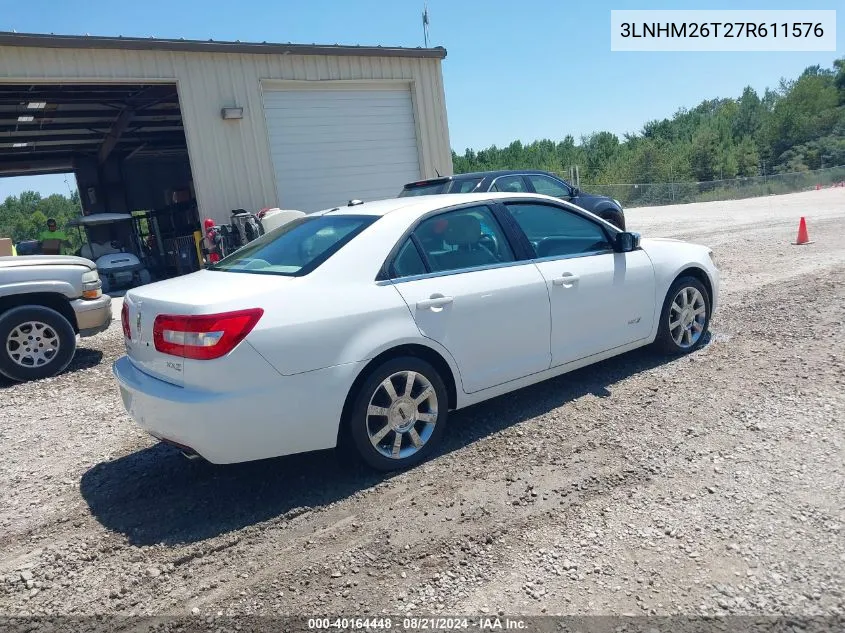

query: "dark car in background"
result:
(399, 170), (625, 230)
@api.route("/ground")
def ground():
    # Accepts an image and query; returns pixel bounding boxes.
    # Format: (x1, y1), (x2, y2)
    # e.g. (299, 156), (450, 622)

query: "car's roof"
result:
(453, 169), (556, 179)
(319, 192), (557, 219)
(68, 212), (133, 226)
(402, 169), (557, 186)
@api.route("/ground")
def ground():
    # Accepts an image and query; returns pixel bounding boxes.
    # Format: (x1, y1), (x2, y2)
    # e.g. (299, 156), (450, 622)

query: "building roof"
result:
(0, 31), (447, 59)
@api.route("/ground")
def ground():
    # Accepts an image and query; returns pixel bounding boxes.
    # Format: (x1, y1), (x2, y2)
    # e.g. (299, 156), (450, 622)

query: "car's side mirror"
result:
(614, 231), (640, 252)
(570, 187), (580, 197)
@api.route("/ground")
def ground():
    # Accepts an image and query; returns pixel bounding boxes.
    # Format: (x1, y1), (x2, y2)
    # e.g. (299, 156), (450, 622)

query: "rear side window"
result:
(391, 239), (427, 277)
(413, 206), (515, 274)
(491, 175), (528, 193)
(212, 215), (375, 276)
(448, 178), (483, 193)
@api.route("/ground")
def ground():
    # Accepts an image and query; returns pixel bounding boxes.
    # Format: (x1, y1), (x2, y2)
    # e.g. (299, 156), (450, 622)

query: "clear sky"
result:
(1, 0), (842, 198)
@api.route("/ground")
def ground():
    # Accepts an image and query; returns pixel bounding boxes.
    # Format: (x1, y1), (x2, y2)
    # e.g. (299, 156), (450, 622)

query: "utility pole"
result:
(422, 2), (430, 47)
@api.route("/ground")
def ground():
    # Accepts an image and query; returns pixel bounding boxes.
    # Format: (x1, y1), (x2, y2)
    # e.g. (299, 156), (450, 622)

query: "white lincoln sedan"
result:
(114, 193), (718, 471)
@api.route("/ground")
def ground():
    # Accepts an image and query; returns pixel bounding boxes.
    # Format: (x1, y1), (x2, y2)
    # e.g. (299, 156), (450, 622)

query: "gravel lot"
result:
(1, 189), (843, 620)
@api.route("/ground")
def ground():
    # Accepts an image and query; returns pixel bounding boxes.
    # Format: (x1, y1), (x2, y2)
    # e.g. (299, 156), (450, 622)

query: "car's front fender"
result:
(639, 238), (720, 339)
(0, 279), (78, 299)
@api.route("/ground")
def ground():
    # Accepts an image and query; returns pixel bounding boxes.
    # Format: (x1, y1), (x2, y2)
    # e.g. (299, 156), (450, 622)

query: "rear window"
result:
(211, 215), (376, 276)
(399, 181), (449, 197)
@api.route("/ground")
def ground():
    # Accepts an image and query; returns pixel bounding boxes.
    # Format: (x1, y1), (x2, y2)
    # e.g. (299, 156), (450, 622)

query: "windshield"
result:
(399, 182), (449, 197)
(211, 215), (376, 276)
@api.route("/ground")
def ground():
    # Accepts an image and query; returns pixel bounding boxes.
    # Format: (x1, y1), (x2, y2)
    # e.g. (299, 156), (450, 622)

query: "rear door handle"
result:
(552, 273), (580, 287)
(416, 294), (454, 310)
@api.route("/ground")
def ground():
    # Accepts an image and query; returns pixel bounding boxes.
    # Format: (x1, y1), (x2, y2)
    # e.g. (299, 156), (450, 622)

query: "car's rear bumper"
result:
(112, 355), (362, 464)
(71, 295), (112, 336)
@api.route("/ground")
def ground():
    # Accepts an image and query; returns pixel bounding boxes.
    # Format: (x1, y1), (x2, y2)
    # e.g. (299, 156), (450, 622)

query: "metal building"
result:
(0, 32), (452, 224)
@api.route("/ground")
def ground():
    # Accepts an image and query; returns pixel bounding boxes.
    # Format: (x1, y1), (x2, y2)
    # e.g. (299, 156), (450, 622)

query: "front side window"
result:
(212, 215), (375, 276)
(392, 205), (515, 277)
(527, 174), (571, 198)
(491, 175), (527, 193)
(504, 203), (611, 259)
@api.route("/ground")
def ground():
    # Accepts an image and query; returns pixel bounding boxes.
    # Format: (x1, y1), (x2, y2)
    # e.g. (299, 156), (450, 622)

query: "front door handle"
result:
(417, 294), (454, 310)
(552, 273), (580, 287)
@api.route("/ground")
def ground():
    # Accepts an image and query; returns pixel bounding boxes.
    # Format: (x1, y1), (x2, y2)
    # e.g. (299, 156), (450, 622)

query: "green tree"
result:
(733, 87), (766, 140)
(0, 190), (84, 251)
(450, 56), (844, 194)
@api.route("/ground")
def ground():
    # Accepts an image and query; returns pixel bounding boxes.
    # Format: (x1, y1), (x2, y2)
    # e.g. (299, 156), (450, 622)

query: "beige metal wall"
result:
(0, 46), (453, 223)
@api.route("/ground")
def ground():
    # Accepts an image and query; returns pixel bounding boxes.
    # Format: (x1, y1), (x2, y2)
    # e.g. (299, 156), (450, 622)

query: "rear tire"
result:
(0, 305), (77, 382)
(655, 276), (711, 354)
(346, 356), (449, 471)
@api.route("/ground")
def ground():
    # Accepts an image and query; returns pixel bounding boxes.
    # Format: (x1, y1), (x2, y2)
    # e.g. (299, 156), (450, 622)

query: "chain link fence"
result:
(570, 165), (845, 208)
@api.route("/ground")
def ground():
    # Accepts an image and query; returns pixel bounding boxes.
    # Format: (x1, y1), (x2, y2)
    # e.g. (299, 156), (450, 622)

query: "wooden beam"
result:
(0, 158), (74, 177)
(98, 107), (135, 164)
(124, 143), (148, 161)
(2, 132), (185, 146)
(0, 121), (183, 134)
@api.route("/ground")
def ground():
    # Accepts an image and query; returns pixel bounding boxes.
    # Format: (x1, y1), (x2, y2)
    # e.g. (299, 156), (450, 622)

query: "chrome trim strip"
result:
(531, 248), (615, 263)
(379, 248), (619, 286)
(381, 258), (531, 285)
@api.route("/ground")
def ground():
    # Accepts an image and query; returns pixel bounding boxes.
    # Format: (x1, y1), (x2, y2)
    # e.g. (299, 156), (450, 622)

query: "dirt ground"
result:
(1, 189), (843, 619)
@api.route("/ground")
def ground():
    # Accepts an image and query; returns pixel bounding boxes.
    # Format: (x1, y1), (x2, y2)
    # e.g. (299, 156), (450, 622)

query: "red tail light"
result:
(153, 309), (264, 360)
(121, 301), (131, 339)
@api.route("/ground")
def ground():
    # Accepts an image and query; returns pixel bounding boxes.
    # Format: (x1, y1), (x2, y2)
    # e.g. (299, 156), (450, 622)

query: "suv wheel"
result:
(603, 210), (625, 231)
(0, 306), (77, 382)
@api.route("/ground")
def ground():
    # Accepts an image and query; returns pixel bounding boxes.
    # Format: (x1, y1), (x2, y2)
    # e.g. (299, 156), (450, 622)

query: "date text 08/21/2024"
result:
(307, 617), (528, 630)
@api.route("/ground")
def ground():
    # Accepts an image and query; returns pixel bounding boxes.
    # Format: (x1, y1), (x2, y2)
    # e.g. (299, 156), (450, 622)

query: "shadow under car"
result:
(80, 339), (703, 545)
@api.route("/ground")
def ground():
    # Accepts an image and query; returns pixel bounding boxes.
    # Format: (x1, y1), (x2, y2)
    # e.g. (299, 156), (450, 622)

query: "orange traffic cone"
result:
(794, 217), (812, 245)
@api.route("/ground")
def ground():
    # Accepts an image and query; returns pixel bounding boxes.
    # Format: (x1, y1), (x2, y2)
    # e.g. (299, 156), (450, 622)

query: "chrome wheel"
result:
(6, 321), (61, 368)
(366, 370), (439, 460)
(668, 287), (707, 349)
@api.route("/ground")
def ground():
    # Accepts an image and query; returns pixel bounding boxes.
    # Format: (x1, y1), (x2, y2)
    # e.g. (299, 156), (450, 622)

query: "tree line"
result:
(0, 190), (85, 250)
(452, 57), (845, 205)
(2, 58), (843, 226)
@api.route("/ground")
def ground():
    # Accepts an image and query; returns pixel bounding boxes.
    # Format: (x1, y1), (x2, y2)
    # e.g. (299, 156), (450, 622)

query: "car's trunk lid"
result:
(122, 269), (293, 386)
(122, 292), (191, 386)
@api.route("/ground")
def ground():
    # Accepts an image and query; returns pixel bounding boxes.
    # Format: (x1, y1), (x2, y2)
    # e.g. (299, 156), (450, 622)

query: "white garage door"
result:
(262, 86), (422, 212)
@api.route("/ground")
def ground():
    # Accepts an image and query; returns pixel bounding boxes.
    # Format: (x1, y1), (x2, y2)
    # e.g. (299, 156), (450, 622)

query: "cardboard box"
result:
(40, 239), (62, 255)
(0, 238), (12, 257)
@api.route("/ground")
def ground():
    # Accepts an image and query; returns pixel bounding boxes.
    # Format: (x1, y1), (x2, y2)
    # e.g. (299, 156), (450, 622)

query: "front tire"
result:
(655, 276), (710, 354)
(0, 305), (77, 382)
(603, 210), (625, 230)
(347, 356), (449, 471)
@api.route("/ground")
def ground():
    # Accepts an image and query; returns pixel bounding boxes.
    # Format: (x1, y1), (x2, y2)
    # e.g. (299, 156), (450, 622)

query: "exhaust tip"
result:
(158, 438), (203, 461)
